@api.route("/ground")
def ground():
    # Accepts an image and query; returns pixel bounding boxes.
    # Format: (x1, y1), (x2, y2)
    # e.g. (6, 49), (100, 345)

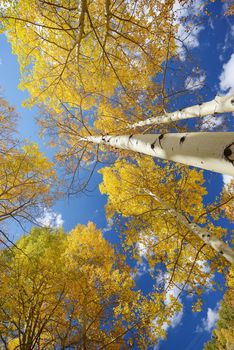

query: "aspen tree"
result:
(0, 224), (171, 349)
(81, 132), (234, 176)
(129, 94), (234, 129)
(99, 157), (233, 297)
(0, 97), (55, 244)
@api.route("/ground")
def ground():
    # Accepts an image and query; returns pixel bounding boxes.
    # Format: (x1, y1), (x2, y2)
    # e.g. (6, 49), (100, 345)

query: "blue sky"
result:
(0, 0), (233, 348)
(0, 33), (107, 233)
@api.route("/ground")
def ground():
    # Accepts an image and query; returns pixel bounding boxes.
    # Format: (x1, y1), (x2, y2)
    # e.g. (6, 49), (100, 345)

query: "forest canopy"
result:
(0, 0), (234, 349)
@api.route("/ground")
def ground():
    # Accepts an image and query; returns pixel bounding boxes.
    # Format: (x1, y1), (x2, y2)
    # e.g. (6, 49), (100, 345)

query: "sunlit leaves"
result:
(0, 143), (55, 225)
(0, 0), (179, 179)
(1, 0), (176, 106)
(99, 157), (229, 309)
(0, 224), (167, 348)
(204, 267), (234, 349)
(0, 97), (55, 239)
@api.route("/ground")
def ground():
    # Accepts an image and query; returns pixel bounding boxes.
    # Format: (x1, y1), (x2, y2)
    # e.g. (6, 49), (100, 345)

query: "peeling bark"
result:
(129, 94), (234, 128)
(81, 132), (234, 176)
(145, 190), (234, 265)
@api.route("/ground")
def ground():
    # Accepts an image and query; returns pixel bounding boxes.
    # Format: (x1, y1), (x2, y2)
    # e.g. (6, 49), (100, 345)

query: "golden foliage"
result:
(204, 267), (234, 350)
(99, 157), (229, 308)
(1, 0), (179, 173)
(0, 144), (55, 224)
(1, 0), (176, 109)
(0, 224), (172, 348)
(0, 97), (55, 239)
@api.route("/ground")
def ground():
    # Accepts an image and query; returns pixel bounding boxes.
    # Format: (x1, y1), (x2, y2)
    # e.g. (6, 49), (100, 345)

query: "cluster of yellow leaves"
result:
(0, 0), (180, 168)
(0, 97), (55, 232)
(0, 223), (176, 348)
(93, 82), (164, 134)
(204, 266), (234, 350)
(1, 0), (176, 108)
(220, 178), (234, 222)
(0, 227), (67, 349)
(0, 144), (55, 225)
(100, 157), (207, 221)
(99, 157), (229, 308)
(0, 96), (17, 148)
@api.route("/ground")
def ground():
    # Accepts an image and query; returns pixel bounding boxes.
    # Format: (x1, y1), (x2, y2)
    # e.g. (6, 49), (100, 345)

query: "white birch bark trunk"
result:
(81, 132), (234, 176)
(129, 94), (234, 128)
(145, 190), (234, 265)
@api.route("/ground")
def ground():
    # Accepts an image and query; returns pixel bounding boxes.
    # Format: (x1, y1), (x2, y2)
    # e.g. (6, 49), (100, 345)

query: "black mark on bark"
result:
(224, 142), (234, 165)
(159, 134), (164, 148)
(180, 136), (186, 144)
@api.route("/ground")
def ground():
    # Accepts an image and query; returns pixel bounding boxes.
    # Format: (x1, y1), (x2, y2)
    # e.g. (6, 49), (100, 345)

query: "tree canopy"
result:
(0, 96), (55, 246)
(1, 0), (176, 106)
(0, 0), (233, 348)
(100, 157), (233, 305)
(0, 223), (180, 349)
(204, 268), (234, 350)
(0, 0), (181, 186)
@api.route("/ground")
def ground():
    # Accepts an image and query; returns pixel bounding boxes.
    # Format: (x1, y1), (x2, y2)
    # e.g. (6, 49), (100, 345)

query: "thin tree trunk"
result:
(81, 132), (234, 175)
(145, 190), (234, 265)
(129, 94), (234, 128)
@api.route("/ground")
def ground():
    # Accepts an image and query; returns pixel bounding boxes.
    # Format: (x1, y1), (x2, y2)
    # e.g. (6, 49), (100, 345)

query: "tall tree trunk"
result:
(145, 190), (234, 265)
(81, 132), (234, 175)
(129, 94), (234, 128)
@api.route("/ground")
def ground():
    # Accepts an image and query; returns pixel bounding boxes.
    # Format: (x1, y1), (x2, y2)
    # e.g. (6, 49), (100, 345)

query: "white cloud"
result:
(103, 217), (114, 233)
(153, 273), (183, 332)
(131, 231), (158, 278)
(205, 307), (219, 331)
(137, 241), (148, 257)
(222, 175), (234, 189)
(185, 73), (206, 91)
(134, 261), (149, 278)
(173, 0), (204, 60)
(136, 231), (157, 258)
(196, 259), (210, 274)
(219, 53), (234, 92)
(197, 304), (219, 333)
(0, 0), (18, 11)
(163, 284), (183, 330)
(0, 58), (2, 65)
(169, 309), (183, 329)
(37, 208), (64, 228)
(200, 115), (224, 130)
(194, 260), (214, 293)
